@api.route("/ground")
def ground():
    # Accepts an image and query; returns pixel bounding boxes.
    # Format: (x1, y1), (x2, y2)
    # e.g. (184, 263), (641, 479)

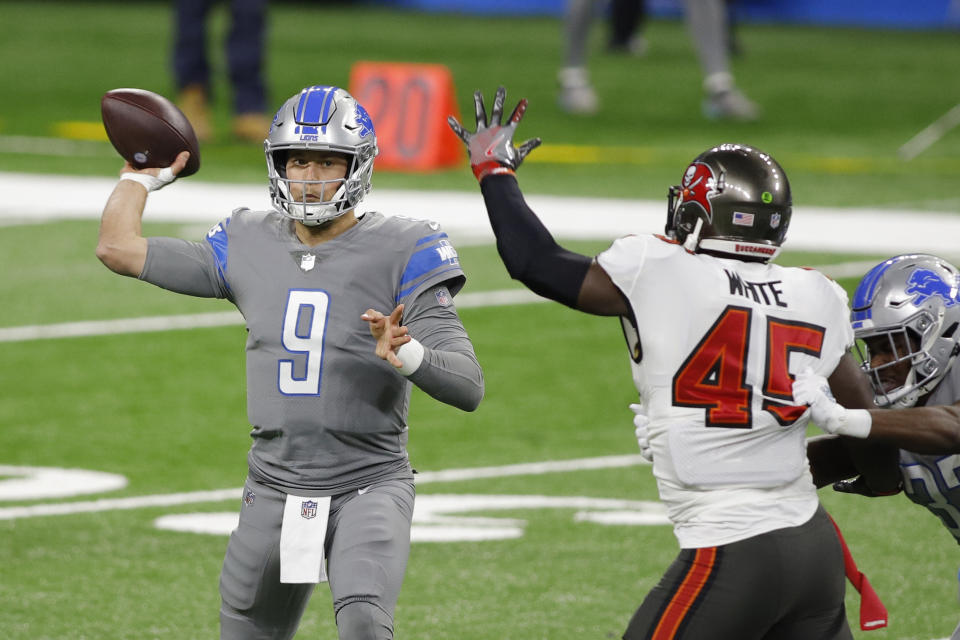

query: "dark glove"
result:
(447, 86), (541, 182)
(833, 475), (903, 497)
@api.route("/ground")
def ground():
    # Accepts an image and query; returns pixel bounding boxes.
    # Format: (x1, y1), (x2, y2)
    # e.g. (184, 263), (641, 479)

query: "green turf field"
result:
(2, 220), (955, 640)
(2, 2), (959, 639)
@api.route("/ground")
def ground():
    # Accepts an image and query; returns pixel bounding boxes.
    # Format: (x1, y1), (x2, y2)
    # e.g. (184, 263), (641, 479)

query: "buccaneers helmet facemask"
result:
(265, 85), (378, 226)
(665, 144), (792, 262)
(851, 254), (960, 408)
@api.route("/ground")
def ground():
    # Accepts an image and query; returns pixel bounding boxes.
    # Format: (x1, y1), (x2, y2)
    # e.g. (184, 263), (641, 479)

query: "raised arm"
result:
(96, 151), (190, 276)
(449, 87), (628, 317)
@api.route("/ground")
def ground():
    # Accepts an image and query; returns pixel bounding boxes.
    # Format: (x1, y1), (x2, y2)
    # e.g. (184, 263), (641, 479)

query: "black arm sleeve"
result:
(480, 174), (592, 309)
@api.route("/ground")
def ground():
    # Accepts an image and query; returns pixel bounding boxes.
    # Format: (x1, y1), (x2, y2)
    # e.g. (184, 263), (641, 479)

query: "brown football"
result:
(101, 88), (201, 177)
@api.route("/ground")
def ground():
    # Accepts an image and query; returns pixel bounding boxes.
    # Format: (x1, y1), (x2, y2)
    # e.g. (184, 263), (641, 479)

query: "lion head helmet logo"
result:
(905, 269), (960, 307)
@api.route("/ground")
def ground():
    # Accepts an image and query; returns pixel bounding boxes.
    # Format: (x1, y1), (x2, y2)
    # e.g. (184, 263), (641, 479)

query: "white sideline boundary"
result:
(2, 171), (960, 255)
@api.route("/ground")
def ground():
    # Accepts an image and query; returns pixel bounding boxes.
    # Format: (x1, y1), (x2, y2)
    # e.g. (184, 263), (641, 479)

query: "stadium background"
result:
(1, 1), (959, 638)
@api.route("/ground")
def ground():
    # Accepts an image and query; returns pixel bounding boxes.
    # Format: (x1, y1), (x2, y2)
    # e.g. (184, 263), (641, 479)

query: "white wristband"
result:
(395, 338), (424, 376)
(120, 167), (175, 192)
(838, 409), (872, 439)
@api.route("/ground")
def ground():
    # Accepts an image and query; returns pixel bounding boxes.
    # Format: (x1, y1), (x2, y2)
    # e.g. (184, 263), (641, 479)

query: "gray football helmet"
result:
(851, 254), (960, 408)
(665, 143), (791, 261)
(265, 85), (378, 226)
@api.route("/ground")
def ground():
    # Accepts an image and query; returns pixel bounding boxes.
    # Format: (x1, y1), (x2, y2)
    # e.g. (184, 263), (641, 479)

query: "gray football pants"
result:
(623, 505), (852, 640)
(219, 476), (415, 640)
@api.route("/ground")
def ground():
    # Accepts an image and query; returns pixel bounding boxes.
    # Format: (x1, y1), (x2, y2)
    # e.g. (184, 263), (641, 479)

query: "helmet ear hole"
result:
(273, 150), (289, 178)
(943, 322), (959, 339)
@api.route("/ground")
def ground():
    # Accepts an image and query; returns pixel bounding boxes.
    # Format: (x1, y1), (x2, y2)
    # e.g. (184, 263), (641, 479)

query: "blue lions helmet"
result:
(265, 85), (378, 226)
(851, 253), (960, 407)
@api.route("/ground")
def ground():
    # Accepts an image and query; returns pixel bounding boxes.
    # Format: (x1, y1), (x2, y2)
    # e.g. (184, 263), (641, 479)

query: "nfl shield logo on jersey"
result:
(300, 254), (316, 272)
(301, 500), (318, 519)
(435, 287), (451, 307)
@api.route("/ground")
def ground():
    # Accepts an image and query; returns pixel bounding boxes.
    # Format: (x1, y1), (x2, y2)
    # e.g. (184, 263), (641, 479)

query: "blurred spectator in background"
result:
(607, 0), (648, 56)
(559, 0), (601, 114)
(686, 0), (757, 121)
(559, 0), (758, 121)
(173, 0), (272, 142)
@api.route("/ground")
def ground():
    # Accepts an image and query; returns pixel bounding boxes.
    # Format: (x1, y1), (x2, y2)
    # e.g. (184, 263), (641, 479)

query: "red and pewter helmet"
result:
(665, 143), (792, 261)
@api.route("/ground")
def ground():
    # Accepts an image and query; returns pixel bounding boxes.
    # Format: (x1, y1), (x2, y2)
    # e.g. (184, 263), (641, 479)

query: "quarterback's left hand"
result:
(361, 304), (412, 369)
(792, 368), (872, 438)
(447, 86), (541, 183)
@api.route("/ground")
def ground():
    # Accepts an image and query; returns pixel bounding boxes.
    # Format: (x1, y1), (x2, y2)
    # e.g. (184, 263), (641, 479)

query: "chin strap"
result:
(682, 218), (703, 252)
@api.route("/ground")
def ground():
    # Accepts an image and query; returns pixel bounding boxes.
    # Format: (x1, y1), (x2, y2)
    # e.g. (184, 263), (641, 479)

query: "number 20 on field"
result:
(349, 61), (463, 171)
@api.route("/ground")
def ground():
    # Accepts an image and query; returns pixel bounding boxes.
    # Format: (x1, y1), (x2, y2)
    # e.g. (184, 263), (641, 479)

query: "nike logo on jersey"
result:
(725, 270), (787, 307)
(358, 486), (373, 495)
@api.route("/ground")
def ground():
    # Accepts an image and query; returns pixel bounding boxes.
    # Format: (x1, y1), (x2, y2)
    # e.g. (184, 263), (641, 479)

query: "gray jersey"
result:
(899, 361), (960, 544)
(140, 209), (479, 494)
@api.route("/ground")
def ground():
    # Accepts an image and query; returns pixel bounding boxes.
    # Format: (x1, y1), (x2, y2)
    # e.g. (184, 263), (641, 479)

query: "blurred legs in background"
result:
(559, 0), (600, 115)
(558, 0), (758, 121)
(683, 0), (759, 121)
(173, 0), (272, 142)
(607, 0), (647, 56)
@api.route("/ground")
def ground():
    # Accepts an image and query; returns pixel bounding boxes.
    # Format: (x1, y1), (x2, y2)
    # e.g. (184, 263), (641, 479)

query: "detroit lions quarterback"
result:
(794, 254), (960, 639)
(97, 85), (483, 640)
(448, 86), (897, 640)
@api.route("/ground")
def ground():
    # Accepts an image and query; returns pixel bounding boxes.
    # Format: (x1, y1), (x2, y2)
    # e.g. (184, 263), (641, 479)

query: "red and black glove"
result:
(447, 86), (542, 182)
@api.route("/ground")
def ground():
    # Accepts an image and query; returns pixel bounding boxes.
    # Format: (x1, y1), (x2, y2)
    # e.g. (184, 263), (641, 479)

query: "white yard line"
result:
(0, 454), (648, 521)
(0, 311), (245, 343)
(0, 289), (548, 343)
(0, 259), (896, 344)
(414, 454), (648, 483)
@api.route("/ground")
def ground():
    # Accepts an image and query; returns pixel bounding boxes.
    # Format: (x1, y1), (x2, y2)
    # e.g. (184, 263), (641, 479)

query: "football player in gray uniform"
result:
(97, 85), (484, 640)
(793, 254), (960, 639)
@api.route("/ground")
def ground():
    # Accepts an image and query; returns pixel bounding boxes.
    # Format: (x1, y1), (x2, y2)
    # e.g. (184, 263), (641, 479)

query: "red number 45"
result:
(672, 305), (825, 428)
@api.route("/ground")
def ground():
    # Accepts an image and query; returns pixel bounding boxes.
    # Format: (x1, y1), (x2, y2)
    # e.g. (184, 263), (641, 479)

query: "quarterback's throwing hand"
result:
(792, 368), (872, 438)
(361, 304), (412, 369)
(118, 150), (191, 193)
(447, 86), (542, 182)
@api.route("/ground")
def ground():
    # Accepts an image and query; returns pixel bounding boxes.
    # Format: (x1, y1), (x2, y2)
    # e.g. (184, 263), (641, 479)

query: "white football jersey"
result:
(598, 235), (854, 548)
